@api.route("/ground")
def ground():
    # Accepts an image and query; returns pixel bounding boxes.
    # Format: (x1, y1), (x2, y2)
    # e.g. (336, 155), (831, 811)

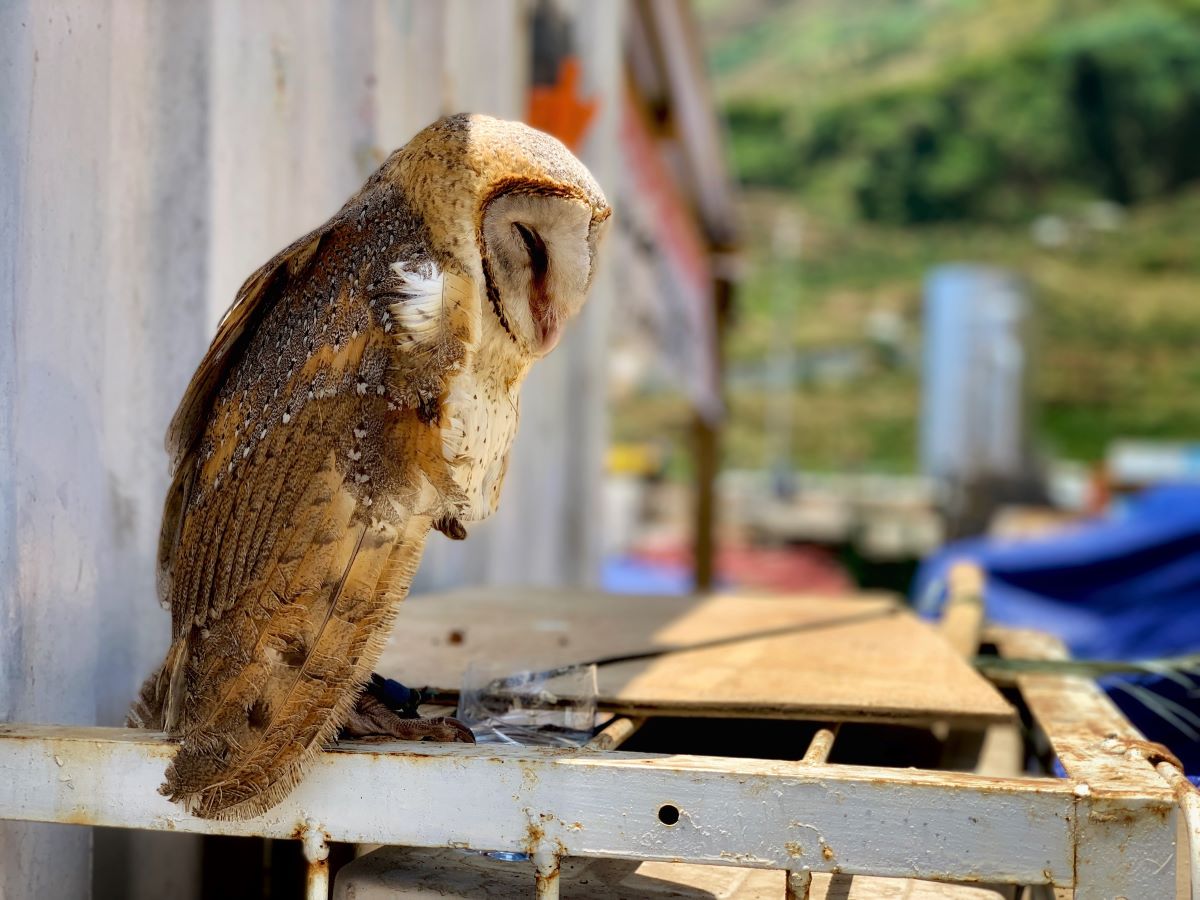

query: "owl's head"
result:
(395, 114), (611, 358)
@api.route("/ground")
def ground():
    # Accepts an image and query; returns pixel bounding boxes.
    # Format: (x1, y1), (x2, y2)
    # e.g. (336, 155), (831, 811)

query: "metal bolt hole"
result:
(658, 804), (680, 826)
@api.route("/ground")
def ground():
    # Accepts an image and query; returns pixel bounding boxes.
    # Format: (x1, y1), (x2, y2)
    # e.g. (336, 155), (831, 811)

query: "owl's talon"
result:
(341, 689), (476, 744)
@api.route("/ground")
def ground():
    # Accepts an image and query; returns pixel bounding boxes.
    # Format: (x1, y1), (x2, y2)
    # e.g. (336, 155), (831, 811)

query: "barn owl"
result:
(128, 114), (611, 820)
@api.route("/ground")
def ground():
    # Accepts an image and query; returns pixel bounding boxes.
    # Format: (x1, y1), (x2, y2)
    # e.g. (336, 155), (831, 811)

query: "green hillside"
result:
(684, 0), (1200, 471)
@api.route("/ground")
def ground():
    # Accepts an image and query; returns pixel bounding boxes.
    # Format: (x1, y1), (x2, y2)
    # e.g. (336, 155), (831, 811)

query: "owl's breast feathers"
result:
(136, 180), (502, 820)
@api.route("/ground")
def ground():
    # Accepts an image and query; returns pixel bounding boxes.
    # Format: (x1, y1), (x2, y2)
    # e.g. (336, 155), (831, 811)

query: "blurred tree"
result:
(724, 4), (1200, 224)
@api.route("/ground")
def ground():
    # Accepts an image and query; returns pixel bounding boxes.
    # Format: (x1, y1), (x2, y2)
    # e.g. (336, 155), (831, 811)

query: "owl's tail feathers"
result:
(127, 665), (167, 731)
(126, 640), (187, 731)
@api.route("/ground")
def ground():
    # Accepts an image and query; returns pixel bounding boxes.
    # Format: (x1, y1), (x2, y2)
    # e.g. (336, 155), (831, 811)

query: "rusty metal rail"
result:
(788, 725), (840, 900)
(1, 724), (1078, 891)
(992, 627), (1192, 900)
(0, 626), (1193, 898)
(1157, 761), (1200, 900)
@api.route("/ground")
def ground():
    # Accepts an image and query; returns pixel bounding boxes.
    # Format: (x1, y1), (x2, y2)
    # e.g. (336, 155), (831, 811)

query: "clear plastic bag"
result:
(457, 661), (598, 748)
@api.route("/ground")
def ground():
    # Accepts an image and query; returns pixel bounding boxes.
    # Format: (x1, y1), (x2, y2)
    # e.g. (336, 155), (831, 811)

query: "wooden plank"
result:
(935, 564), (1023, 778)
(939, 561), (986, 658)
(334, 847), (1015, 898)
(379, 589), (1015, 726)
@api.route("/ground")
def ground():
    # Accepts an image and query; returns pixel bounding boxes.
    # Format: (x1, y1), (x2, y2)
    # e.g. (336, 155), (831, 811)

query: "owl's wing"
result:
(159, 394), (431, 820)
(156, 220), (343, 607)
(147, 237), (429, 819)
(147, 205), (478, 819)
(165, 224), (333, 472)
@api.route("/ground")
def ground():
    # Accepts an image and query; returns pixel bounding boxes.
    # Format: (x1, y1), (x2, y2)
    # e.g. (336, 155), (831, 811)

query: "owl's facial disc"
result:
(480, 189), (606, 357)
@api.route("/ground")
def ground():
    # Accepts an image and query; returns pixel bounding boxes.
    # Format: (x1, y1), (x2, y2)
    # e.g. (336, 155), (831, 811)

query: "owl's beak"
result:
(537, 318), (563, 355)
(529, 279), (565, 355)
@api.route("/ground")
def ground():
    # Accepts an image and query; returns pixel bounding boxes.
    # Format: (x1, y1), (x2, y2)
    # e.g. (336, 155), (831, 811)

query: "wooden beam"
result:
(692, 274), (733, 591)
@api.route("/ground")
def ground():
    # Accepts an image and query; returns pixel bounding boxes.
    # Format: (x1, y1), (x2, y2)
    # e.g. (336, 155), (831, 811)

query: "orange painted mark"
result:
(527, 58), (597, 151)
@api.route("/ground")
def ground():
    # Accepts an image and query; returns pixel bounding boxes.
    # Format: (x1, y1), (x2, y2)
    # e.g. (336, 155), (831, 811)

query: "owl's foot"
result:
(341, 674), (475, 743)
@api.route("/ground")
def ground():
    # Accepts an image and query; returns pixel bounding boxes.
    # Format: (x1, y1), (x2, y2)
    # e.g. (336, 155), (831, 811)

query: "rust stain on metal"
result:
(1145, 800), (1174, 824)
(60, 807), (100, 827)
(744, 777), (765, 796)
(523, 820), (545, 856)
(294, 818), (330, 853)
(821, 843), (835, 861)
(534, 863), (560, 893)
(305, 854), (330, 898)
(718, 850), (758, 862)
(784, 841), (803, 858)
(519, 761), (540, 792)
(1088, 802), (1173, 826)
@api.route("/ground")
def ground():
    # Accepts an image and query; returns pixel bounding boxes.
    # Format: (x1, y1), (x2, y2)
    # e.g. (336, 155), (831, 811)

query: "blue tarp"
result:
(913, 483), (1200, 774)
(602, 556), (697, 595)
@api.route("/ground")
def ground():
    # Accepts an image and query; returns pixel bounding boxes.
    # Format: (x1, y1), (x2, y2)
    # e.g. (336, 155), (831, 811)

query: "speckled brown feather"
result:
(131, 114), (610, 820)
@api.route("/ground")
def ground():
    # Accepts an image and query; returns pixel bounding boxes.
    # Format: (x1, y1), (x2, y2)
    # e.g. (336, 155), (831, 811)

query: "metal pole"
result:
(801, 726), (839, 765)
(788, 725), (839, 897)
(1156, 761), (1200, 900)
(533, 848), (561, 900)
(300, 818), (330, 900)
(784, 869), (811, 900)
(585, 716), (644, 751)
(766, 213), (801, 492)
(693, 275), (733, 591)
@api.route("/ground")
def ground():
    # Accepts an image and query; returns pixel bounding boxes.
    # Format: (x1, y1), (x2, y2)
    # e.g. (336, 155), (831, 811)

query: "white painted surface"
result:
(0, 1), (621, 896)
(0, 725), (1081, 888)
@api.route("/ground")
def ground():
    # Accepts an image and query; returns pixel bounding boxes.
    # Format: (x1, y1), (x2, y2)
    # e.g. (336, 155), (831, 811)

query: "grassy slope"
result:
(701, 0), (1074, 107)
(675, 0), (1200, 471)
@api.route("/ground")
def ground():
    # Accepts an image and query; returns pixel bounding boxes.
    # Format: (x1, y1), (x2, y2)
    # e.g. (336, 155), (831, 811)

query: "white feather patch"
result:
(388, 261), (445, 340)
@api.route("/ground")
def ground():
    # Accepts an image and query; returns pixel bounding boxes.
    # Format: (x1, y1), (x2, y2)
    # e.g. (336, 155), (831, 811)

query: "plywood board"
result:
(377, 588), (1014, 726)
(336, 847), (1014, 898)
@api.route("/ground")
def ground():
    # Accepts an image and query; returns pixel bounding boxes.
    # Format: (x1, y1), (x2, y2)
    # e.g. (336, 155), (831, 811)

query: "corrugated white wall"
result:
(0, 2), (619, 897)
